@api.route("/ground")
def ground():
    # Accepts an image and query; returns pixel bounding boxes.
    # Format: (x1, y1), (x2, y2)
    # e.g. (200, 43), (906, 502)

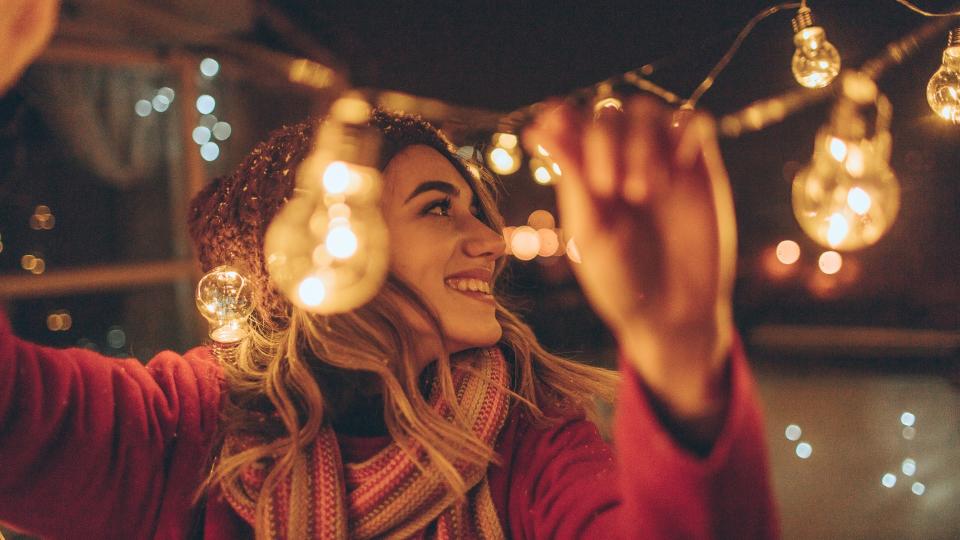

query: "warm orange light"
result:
(776, 240), (801, 265)
(527, 210), (556, 230)
(537, 229), (560, 257)
(818, 251), (843, 274)
(511, 226), (540, 261)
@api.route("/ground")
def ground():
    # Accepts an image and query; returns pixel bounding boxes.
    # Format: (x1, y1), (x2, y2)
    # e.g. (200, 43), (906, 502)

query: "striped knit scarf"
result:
(222, 347), (511, 539)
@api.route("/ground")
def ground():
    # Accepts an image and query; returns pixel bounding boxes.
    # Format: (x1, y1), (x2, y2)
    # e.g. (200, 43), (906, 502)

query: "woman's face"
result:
(380, 145), (505, 362)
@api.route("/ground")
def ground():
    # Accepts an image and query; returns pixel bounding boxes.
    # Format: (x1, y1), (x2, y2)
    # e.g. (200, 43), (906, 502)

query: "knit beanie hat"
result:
(187, 109), (474, 332)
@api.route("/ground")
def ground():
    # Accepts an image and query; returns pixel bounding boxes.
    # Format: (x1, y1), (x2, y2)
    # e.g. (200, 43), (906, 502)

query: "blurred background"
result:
(0, 1), (958, 538)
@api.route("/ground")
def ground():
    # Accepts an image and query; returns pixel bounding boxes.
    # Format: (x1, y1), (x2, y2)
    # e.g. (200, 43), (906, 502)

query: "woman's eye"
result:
(423, 198), (452, 217)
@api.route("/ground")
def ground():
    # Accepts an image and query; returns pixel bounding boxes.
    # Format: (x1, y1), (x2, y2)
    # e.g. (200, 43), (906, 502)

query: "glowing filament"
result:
(847, 187), (872, 215)
(826, 213), (849, 247)
(298, 277), (327, 307)
(326, 226), (358, 259)
(323, 161), (352, 194)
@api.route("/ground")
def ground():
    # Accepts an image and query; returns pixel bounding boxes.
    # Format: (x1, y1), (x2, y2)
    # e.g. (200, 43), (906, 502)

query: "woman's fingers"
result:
(583, 106), (625, 199)
(623, 97), (670, 205)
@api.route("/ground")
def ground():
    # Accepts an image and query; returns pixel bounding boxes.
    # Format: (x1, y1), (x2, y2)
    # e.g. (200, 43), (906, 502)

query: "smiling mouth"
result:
(444, 278), (494, 300)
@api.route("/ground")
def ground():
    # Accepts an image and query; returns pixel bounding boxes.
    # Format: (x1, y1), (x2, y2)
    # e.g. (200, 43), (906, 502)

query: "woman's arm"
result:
(523, 98), (738, 446)
(496, 341), (777, 540)
(0, 312), (222, 538)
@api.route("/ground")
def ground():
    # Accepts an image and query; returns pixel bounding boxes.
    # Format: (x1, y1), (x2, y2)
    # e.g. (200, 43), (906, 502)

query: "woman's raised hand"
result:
(0, 0), (58, 94)
(523, 97), (737, 426)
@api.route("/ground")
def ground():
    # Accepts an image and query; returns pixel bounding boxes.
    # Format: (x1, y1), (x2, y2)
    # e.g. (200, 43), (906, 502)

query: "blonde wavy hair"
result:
(191, 112), (620, 535)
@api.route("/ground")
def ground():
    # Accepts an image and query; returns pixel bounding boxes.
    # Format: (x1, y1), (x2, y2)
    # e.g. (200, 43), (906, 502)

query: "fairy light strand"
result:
(894, 0), (960, 17)
(686, 3), (803, 108)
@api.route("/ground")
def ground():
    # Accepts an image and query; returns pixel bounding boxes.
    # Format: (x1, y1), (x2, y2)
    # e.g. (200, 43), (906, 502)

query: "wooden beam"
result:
(0, 260), (196, 299)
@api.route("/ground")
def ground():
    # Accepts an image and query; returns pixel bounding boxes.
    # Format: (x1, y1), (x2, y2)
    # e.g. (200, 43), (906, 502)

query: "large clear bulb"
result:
(196, 265), (256, 343)
(792, 75), (900, 251)
(791, 8), (840, 89)
(263, 94), (389, 313)
(926, 30), (960, 123)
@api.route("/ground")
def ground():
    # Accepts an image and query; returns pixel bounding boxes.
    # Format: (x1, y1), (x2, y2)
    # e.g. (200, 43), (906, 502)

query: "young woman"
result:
(0, 74), (777, 537)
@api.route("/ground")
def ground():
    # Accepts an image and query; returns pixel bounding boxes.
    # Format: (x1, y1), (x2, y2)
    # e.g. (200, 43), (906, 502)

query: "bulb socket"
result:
(791, 7), (815, 34)
(948, 27), (960, 47)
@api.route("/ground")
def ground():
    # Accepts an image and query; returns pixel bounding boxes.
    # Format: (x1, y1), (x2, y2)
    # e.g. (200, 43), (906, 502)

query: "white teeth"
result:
(445, 278), (492, 295)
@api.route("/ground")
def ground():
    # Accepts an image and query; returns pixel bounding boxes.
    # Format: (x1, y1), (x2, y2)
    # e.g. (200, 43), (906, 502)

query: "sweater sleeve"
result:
(614, 336), (779, 539)
(0, 311), (223, 539)
(502, 338), (778, 539)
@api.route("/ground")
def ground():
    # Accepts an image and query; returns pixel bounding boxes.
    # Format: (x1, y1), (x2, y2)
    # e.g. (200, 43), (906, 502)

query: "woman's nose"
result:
(463, 220), (506, 259)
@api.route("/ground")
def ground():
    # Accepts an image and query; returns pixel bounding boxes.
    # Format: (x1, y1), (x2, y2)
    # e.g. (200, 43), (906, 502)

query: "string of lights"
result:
(893, 0), (960, 17)
(183, 1), (960, 318)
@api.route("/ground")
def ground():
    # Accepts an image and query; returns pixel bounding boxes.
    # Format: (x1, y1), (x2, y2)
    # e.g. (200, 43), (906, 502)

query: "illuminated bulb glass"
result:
(510, 226), (540, 261)
(264, 93), (388, 314)
(793, 133), (899, 251)
(927, 41), (960, 123)
(818, 251), (842, 275)
(326, 226), (358, 259)
(792, 26), (841, 88)
(195, 265), (255, 343)
(776, 240), (801, 265)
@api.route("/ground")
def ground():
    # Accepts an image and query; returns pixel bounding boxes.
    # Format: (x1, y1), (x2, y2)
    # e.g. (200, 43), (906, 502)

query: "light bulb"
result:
(264, 93), (389, 313)
(792, 75), (900, 251)
(195, 265), (256, 343)
(486, 132), (522, 175)
(791, 8), (840, 89)
(926, 29), (960, 123)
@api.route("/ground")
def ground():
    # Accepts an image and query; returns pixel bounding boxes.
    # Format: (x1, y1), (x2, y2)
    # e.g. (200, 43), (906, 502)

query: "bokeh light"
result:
(776, 240), (801, 265)
(212, 121), (232, 141)
(511, 226), (540, 261)
(298, 276), (327, 307)
(818, 251), (842, 275)
(537, 229), (560, 257)
(326, 227), (358, 259)
(200, 57), (220, 77)
(527, 210), (556, 230)
(135, 99), (152, 117)
(795, 442), (812, 459)
(201, 142), (220, 162)
(196, 94), (216, 114)
(785, 424), (802, 441)
(881, 473), (897, 488)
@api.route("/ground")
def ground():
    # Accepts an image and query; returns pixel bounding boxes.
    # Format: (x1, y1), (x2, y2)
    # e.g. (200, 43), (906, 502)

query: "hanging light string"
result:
(686, 3), (802, 109)
(894, 0), (960, 17)
(719, 13), (956, 137)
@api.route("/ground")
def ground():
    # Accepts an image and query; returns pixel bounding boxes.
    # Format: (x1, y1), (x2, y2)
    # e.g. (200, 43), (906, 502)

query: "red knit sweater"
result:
(0, 313), (777, 539)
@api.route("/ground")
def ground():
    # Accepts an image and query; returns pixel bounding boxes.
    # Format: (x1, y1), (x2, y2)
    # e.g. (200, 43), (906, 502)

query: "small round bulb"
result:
(486, 132), (522, 175)
(926, 29), (960, 123)
(791, 9), (840, 89)
(195, 266), (256, 343)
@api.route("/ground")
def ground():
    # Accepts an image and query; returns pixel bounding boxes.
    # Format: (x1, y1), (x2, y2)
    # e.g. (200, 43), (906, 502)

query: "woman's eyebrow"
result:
(404, 180), (461, 204)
